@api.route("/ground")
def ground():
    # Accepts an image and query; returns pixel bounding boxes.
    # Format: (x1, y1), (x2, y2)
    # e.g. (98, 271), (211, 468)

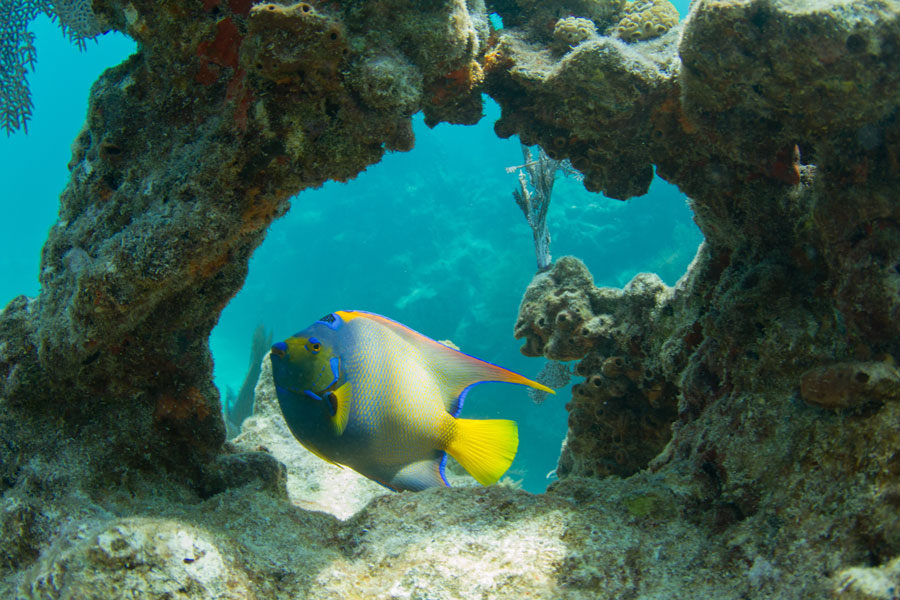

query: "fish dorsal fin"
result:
(335, 310), (554, 415)
(326, 381), (352, 436)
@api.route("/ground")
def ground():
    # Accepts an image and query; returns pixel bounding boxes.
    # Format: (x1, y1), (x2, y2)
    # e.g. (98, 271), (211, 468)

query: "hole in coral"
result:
(846, 33), (866, 53)
(100, 142), (123, 160)
(855, 371), (870, 384)
(571, 156), (590, 171)
(750, 8), (770, 29)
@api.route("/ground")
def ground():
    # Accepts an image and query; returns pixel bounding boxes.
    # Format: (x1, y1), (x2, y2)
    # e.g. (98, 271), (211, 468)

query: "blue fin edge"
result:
(439, 452), (450, 486)
(453, 380), (535, 417)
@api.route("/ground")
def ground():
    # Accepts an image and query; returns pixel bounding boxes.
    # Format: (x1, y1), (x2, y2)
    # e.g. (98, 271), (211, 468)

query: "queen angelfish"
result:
(269, 310), (554, 492)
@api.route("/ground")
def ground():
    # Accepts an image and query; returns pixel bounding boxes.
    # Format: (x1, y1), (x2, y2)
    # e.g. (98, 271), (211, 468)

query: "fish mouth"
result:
(270, 342), (288, 358)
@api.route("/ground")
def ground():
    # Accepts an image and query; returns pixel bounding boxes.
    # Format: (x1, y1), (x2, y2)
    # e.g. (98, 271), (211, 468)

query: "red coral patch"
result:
(196, 17), (242, 77)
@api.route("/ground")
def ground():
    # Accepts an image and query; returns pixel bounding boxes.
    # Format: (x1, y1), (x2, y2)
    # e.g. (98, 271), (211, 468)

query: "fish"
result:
(269, 310), (554, 492)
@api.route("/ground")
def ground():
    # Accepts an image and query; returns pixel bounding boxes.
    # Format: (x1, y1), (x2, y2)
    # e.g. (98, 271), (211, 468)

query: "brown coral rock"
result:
(800, 360), (900, 411)
(516, 257), (681, 478)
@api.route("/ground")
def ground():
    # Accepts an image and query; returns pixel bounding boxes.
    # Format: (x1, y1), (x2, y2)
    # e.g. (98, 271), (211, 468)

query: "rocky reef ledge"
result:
(3, 0), (900, 597)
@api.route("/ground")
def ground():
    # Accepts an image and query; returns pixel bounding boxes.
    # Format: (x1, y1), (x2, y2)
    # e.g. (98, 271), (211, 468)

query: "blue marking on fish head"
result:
(315, 312), (344, 330)
(270, 315), (349, 419)
(271, 333), (338, 397)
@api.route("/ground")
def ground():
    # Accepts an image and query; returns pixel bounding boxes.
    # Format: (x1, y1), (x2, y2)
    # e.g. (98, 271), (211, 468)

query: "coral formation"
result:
(553, 16), (598, 52)
(3, 0), (900, 597)
(485, 24), (677, 199)
(530, 360), (573, 404)
(834, 556), (900, 599)
(800, 360), (900, 411)
(241, 2), (349, 83)
(20, 518), (256, 599)
(614, 0), (679, 42)
(515, 257), (681, 477)
(490, 0), (626, 34)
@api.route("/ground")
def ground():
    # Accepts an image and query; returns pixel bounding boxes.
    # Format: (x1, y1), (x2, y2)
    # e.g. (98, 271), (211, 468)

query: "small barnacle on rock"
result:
(614, 0), (679, 42)
(799, 360), (900, 410)
(552, 17), (598, 52)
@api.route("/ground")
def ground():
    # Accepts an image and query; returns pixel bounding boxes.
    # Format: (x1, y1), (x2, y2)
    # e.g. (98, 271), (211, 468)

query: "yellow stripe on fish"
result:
(270, 310), (554, 492)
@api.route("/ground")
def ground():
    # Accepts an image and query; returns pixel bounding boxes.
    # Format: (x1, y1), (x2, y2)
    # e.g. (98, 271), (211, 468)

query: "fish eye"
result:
(305, 337), (322, 354)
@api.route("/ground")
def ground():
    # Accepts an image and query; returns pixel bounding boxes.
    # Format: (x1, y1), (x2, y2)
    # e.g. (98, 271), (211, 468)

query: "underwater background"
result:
(1, 8), (700, 493)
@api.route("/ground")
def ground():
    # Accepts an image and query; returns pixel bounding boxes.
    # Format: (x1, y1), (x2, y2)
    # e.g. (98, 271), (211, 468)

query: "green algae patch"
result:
(622, 491), (677, 520)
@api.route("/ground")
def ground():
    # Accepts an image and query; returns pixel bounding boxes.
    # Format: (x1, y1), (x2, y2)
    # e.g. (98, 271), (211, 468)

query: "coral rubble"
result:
(3, 0), (900, 598)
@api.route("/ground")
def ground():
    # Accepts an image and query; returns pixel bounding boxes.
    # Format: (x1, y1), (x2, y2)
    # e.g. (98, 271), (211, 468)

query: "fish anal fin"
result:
(446, 418), (518, 486)
(387, 457), (449, 491)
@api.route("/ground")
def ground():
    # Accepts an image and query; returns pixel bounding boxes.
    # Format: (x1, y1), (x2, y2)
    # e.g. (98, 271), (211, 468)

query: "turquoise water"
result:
(1, 9), (700, 493)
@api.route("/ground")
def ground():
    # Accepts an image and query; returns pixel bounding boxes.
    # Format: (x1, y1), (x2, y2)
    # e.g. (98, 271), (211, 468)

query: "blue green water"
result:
(1, 11), (701, 493)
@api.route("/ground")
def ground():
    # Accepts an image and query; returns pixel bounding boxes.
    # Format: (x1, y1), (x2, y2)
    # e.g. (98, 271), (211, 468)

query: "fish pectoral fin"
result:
(445, 418), (518, 487)
(326, 381), (352, 436)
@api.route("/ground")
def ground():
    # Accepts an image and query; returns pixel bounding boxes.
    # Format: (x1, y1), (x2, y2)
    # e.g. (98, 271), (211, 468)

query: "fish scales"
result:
(270, 310), (553, 491)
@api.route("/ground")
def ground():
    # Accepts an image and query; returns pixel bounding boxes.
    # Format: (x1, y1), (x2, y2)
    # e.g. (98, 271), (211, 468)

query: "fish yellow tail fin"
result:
(446, 418), (518, 486)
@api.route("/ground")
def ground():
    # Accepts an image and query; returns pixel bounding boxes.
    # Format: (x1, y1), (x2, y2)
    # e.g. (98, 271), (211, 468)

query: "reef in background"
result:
(2, 0), (900, 598)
